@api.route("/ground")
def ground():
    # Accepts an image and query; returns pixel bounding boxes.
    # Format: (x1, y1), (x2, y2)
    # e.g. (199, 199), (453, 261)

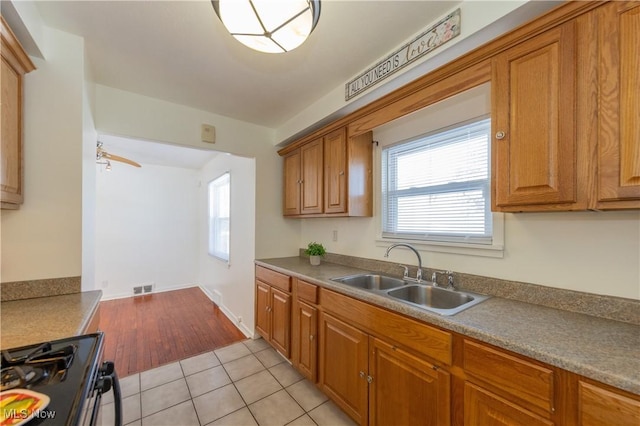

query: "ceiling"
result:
(33, 0), (460, 129)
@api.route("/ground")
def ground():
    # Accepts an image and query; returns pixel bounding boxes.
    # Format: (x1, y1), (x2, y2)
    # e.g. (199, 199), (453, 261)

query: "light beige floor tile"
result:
(103, 373), (140, 404)
(268, 363), (303, 387)
(124, 421), (141, 426)
(208, 407), (258, 426)
(286, 380), (328, 412)
(181, 351), (221, 376)
(243, 338), (271, 353)
(215, 341), (252, 364)
(223, 354), (265, 381)
(234, 370), (283, 405)
(308, 400), (356, 426)
(286, 414), (317, 426)
(140, 362), (184, 391)
(193, 384), (246, 425)
(101, 393), (141, 425)
(248, 389), (305, 426)
(254, 347), (285, 369)
(141, 400), (199, 426)
(186, 365), (231, 397)
(141, 378), (190, 417)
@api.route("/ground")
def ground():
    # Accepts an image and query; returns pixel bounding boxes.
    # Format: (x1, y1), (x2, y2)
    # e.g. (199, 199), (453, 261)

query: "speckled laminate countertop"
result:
(0, 290), (102, 349)
(256, 257), (640, 395)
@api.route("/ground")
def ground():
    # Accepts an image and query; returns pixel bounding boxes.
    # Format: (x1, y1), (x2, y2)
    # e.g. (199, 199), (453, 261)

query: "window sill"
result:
(375, 237), (504, 258)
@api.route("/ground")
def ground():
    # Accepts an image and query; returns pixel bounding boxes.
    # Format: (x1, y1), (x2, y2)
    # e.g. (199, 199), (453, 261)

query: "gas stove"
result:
(0, 333), (121, 426)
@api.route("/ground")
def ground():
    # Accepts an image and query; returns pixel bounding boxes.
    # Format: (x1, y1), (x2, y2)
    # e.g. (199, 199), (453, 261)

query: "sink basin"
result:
(331, 274), (407, 290)
(386, 284), (489, 315)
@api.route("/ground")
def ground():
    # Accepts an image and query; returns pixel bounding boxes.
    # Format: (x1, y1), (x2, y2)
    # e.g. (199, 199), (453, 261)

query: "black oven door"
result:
(82, 361), (122, 426)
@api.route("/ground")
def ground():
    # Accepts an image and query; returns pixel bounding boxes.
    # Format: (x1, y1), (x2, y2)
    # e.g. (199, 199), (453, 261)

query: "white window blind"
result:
(208, 172), (230, 261)
(382, 116), (492, 244)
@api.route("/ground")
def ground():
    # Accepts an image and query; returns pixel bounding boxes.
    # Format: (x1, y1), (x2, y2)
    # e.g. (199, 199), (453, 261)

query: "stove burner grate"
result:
(0, 343), (77, 391)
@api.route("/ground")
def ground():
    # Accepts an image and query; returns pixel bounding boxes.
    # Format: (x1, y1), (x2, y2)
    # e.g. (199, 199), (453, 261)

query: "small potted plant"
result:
(305, 242), (326, 266)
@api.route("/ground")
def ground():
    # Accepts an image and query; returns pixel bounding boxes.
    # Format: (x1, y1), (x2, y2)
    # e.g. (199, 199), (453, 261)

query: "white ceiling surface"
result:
(34, 0), (460, 130)
(99, 134), (218, 170)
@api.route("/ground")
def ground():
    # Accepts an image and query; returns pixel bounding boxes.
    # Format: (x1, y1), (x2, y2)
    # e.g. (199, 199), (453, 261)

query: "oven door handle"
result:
(89, 361), (122, 426)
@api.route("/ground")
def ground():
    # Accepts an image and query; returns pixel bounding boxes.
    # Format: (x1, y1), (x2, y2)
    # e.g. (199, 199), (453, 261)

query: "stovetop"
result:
(0, 333), (104, 425)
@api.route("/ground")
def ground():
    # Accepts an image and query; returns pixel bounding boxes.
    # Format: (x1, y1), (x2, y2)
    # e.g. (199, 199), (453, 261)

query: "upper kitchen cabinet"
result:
(1, 16), (36, 209)
(280, 127), (372, 218)
(594, 1), (640, 210)
(492, 21), (583, 212)
(283, 138), (323, 216)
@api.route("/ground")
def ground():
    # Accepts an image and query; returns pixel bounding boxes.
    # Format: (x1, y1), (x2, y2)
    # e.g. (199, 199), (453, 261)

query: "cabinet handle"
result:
(309, 335), (314, 341)
(359, 371), (366, 379)
(339, 171), (345, 176)
(495, 131), (506, 140)
(367, 375), (373, 384)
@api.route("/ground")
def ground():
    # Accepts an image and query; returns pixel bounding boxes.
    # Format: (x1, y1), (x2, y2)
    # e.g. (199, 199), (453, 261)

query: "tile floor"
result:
(99, 339), (356, 426)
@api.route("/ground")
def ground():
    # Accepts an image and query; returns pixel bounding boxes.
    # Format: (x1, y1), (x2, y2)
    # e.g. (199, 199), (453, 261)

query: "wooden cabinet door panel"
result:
(596, 1), (640, 207)
(319, 312), (368, 425)
(493, 22), (577, 209)
(255, 281), (271, 341)
(369, 337), (450, 426)
(1, 58), (22, 205)
(270, 287), (291, 358)
(300, 138), (323, 214)
(283, 151), (301, 216)
(324, 128), (347, 214)
(295, 300), (317, 382)
(578, 381), (640, 426)
(464, 383), (554, 426)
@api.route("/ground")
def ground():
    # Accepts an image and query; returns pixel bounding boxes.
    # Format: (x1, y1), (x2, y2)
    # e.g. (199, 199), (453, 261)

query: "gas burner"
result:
(0, 365), (45, 391)
(0, 343), (77, 391)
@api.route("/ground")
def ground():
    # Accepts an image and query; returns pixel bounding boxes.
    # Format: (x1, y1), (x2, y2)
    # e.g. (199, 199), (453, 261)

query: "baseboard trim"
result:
(198, 286), (254, 339)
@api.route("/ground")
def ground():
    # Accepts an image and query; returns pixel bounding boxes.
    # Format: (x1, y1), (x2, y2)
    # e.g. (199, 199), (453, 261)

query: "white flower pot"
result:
(309, 255), (321, 266)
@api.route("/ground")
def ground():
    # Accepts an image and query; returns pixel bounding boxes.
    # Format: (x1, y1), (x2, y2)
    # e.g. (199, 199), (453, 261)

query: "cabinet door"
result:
(464, 383), (554, 426)
(270, 287), (291, 358)
(369, 337), (450, 426)
(578, 381), (640, 426)
(255, 281), (271, 341)
(295, 300), (317, 382)
(1, 58), (22, 207)
(596, 1), (640, 209)
(283, 150), (301, 216)
(324, 128), (347, 214)
(300, 138), (323, 214)
(319, 312), (368, 425)
(492, 22), (578, 210)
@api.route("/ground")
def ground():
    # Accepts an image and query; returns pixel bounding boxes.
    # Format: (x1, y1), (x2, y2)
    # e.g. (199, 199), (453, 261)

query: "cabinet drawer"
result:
(256, 266), (291, 292)
(297, 280), (318, 304)
(463, 340), (554, 418)
(578, 381), (640, 426)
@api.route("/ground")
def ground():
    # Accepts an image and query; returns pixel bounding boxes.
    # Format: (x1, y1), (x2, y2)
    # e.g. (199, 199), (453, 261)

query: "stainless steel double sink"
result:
(330, 273), (489, 316)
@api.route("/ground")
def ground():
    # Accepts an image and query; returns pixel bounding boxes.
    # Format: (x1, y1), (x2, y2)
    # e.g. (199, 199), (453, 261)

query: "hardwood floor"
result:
(99, 287), (246, 377)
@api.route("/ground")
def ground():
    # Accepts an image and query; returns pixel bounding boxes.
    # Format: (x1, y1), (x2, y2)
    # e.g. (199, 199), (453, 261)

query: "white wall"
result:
(94, 85), (300, 259)
(300, 86), (640, 301)
(1, 26), (85, 283)
(198, 155), (256, 337)
(95, 163), (200, 299)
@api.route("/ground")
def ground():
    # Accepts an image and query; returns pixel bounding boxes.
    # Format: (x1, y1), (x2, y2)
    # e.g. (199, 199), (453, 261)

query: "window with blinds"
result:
(382, 116), (492, 244)
(208, 172), (230, 262)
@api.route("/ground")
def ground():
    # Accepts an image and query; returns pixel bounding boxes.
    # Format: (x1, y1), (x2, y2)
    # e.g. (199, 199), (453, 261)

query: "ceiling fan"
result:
(96, 141), (141, 169)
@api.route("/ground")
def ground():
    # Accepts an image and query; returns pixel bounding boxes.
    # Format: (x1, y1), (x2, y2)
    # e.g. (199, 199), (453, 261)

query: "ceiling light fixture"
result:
(211, 0), (321, 53)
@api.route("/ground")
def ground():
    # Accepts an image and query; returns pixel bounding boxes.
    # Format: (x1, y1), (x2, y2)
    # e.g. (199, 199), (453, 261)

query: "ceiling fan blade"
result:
(103, 152), (142, 168)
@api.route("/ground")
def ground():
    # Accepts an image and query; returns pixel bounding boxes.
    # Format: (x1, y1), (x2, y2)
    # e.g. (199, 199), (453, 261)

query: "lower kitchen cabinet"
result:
(319, 312), (369, 425)
(293, 299), (318, 381)
(578, 380), (640, 426)
(464, 382), (553, 426)
(369, 337), (450, 426)
(255, 266), (292, 358)
(318, 311), (450, 426)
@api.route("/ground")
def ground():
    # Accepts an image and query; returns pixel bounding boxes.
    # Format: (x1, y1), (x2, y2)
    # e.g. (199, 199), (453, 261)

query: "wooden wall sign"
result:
(345, 8), (461, 101)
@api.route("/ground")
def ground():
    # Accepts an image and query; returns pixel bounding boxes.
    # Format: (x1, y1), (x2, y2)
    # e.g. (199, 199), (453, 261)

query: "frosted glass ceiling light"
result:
(212, 0), (321, 53)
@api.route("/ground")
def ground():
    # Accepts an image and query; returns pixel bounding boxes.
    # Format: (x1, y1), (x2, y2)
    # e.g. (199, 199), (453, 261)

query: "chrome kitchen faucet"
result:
(384, 243), (423, 282)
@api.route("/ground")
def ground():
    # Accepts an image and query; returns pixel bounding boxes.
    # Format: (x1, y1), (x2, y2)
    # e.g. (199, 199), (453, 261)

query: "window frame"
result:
(377, 115), (504, 258)
(208, 171), (231, 263)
